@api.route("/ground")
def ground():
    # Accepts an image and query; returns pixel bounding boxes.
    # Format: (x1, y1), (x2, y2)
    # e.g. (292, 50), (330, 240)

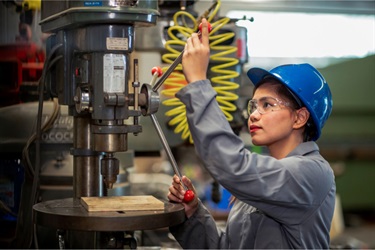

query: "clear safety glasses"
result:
(247, 96), (290, 115)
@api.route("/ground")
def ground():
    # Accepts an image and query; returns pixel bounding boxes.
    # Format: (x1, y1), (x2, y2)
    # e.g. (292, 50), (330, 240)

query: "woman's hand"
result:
(168, 175), (199, 218)
(182, 18), (210, 83)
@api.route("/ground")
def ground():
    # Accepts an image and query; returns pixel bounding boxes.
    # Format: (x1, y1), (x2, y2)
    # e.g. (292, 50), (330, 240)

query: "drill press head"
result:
(40, 0), (159, 191)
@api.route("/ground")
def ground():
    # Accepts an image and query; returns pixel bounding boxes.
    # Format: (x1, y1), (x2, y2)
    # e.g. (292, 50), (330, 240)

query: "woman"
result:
(167, 19), (335, 249)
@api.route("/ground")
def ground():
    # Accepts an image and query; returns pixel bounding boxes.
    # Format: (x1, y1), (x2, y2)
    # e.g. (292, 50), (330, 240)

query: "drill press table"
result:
(33, 198), (185, 231)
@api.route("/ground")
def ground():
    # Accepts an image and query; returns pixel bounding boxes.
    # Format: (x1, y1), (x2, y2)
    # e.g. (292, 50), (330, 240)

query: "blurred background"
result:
(0, 0), (374, 249)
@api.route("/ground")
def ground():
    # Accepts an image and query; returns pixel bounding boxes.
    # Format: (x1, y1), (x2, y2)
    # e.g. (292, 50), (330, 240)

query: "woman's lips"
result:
(249, 125), (261, 133)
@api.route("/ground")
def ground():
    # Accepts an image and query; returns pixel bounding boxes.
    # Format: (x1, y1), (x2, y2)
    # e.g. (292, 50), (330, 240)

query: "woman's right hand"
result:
(181, 18), (210, 83)
(168, 175), (199, 218)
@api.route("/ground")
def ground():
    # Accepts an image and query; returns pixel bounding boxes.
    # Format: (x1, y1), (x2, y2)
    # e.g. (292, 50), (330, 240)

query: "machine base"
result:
(33, 198), (185, 231)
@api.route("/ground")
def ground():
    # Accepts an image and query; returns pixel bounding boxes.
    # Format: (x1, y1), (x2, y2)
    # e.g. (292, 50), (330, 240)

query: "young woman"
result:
(167, 19), (335, 248)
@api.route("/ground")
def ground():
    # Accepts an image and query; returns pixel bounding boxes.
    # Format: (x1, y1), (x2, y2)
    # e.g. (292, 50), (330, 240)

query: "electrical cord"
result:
(160, 0), (240, 143)
(22, 97), (60, 177)
(30, 51), (63, 249)
(22, 44), (63, 177)
(13, 43), (63, 249)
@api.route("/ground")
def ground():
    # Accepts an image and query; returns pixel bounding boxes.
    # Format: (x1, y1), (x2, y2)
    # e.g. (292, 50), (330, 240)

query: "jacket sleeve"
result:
(169, 200), (228, 249)
(175, 80), (335, 225)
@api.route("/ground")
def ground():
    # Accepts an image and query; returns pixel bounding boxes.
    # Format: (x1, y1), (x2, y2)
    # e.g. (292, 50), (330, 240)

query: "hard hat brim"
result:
(247, 67), (280, 87)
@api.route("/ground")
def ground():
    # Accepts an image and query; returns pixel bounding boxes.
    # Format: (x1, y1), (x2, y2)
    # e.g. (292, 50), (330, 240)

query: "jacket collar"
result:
(286, 141), (319, 157)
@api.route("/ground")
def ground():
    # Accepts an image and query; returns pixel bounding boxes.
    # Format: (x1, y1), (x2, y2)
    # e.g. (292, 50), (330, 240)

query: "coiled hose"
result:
(161, 1), (240, 143)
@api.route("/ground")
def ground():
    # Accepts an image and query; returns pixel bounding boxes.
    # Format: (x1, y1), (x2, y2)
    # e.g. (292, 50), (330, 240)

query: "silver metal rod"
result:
(152, 52), (184, 92)
(150, 114), (187, 189)
(152, 30), (204, 92)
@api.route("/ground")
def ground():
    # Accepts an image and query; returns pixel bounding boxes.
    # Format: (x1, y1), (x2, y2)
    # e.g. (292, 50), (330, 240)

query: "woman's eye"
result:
(263, 102), (273, 109)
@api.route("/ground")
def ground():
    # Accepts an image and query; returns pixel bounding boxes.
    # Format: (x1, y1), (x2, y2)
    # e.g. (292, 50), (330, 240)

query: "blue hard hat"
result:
(247, 63), (332, 141)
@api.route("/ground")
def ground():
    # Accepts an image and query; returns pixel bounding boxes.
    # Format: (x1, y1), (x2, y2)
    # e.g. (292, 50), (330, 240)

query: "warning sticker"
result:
(103, 54), (126, 93)
(106, 37), (128, 51)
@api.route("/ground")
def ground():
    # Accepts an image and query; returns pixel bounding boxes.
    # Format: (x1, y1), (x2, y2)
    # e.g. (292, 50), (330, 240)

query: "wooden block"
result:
(80, 195), (164, 212)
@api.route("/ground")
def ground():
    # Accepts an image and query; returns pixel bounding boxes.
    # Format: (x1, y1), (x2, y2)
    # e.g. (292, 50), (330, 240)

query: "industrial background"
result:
(0, 0), (374, 249)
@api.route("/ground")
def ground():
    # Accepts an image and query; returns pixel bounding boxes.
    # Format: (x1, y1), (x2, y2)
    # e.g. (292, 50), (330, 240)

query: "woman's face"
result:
(248, 81), (297, 147)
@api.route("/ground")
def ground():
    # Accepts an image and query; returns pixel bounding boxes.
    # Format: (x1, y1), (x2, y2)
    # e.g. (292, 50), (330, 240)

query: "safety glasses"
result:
(247, 96), (290, 115)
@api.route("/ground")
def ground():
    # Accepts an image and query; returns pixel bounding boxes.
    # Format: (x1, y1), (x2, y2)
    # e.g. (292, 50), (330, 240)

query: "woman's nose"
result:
(249, 109), (261, 122)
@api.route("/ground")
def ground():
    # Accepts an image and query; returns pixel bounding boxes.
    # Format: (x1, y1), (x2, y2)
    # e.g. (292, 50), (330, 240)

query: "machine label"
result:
(106, 37), (128, 51)
(84, 1), (103, 6)
(103, 54), (126, 93)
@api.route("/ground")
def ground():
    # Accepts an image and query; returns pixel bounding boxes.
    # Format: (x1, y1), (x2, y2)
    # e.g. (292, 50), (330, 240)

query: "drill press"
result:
(32, 1), (185, 248)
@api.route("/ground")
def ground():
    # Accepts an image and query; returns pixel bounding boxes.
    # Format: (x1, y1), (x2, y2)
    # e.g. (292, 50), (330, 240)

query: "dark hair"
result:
(253, 78), (316, 141)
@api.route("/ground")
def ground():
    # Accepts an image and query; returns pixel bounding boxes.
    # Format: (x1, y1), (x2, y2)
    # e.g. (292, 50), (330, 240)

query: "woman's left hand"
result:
(168, 175), (199, 218)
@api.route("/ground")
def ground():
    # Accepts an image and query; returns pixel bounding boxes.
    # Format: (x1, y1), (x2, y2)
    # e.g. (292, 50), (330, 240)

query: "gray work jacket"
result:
(170, 80), (336, 249)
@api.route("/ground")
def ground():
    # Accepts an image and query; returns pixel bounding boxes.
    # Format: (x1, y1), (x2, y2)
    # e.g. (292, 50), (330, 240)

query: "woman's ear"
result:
(293, 107), (310, 129)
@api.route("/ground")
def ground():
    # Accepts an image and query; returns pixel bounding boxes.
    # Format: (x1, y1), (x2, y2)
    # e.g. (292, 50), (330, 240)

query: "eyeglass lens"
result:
(248, 97), (283, 115)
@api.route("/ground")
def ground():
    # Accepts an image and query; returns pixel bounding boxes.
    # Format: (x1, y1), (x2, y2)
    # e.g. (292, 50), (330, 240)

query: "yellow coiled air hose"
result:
(161, 1), (240, 143)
